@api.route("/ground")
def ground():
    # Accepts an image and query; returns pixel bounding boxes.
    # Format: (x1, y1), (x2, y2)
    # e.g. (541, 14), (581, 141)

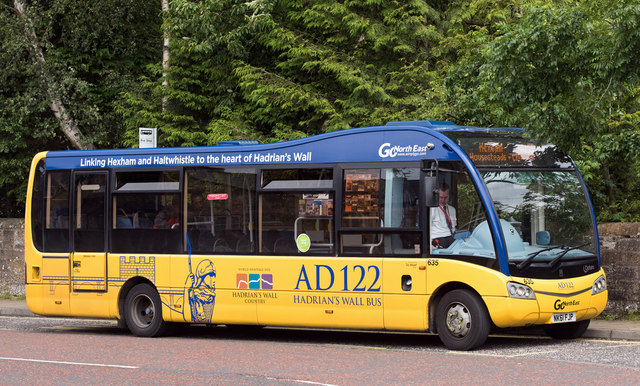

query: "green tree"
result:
(0, 0), (161, 216)
(119, 0), (450, 147)
(2, 0), (640, 222)
(444, 0), (640, 221)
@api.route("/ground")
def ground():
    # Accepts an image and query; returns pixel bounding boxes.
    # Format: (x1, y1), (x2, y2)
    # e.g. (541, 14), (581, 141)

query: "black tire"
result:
(436, 289), (490, 351)
(124, 283), (167, 337)
(543, 319), (590, 340)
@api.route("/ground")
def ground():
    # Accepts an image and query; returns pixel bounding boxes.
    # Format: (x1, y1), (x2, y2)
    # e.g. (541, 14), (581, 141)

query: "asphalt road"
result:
(0, 316), (639, 384)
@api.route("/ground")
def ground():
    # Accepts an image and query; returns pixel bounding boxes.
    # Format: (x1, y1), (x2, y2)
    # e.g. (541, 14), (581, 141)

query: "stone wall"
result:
(598, 222), (640, 317)
(1, 218), (639, 316)
(0, 219), (25, 296)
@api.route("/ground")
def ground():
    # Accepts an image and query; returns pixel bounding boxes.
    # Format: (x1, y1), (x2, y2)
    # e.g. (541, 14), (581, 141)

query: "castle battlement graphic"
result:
(119, 255), (156, 282)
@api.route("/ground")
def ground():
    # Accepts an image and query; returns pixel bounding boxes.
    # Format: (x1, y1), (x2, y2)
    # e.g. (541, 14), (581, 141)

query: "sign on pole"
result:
(139, 127), (157, 148)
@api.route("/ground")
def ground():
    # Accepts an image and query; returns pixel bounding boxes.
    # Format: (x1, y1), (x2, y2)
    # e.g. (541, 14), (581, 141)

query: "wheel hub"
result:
(132, 295), (154, 327)
(445, 303), (471, 337)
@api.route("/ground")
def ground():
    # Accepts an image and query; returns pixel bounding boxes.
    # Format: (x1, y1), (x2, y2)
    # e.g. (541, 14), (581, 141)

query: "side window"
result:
(259, 169), (334, 255)
(341, 168), (421, 256)
(111, 170), (182, 254)
(430, 162), (497, 263)
(186, 167), (256, 254)
(30, 160), (45, 251)
(44, 170), (71, 252)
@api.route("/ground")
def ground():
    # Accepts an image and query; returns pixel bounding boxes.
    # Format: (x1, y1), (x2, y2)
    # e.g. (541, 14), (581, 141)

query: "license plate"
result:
(552, 312), (576, 323)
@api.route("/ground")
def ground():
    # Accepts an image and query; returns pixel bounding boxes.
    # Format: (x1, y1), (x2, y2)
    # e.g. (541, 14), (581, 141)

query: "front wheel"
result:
(436, 289), (490, 351)
(124, 283), (167, 337)
(544, 320), (590, 340)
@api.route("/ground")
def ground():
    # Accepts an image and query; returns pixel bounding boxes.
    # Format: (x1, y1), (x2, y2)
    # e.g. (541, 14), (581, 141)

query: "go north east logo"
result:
(378, 142), (433, 158)
(237, 273), (273, 290)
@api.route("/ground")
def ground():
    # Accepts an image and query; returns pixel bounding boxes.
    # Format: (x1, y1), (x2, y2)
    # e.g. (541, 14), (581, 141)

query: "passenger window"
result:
(111, 170), (182, 254)
(186, 168), (256, 254)
(260, 192), (334, 254)
(259, 168), (334, 255)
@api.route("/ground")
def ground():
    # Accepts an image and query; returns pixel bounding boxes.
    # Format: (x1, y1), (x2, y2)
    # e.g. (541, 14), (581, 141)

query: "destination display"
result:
(450, 135), (573, 168)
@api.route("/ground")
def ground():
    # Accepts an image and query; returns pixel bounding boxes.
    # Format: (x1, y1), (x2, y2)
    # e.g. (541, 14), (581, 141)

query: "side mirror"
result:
(424, 177), (439, 207)
(422, 159), (439, 207)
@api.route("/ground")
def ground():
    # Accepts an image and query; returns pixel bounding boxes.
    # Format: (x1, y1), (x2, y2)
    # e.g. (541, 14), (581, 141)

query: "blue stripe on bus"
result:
(71, 278), (105, 282)
(44, 126), (462, 170)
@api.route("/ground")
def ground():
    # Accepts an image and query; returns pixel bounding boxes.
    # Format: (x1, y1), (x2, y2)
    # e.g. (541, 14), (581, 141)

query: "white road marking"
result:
(0, 356), (138, 369)
(266, 377), (338, 386)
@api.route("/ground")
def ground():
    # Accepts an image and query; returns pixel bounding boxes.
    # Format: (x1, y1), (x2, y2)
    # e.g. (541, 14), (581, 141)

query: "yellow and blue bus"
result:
(25, 120), (607, 350)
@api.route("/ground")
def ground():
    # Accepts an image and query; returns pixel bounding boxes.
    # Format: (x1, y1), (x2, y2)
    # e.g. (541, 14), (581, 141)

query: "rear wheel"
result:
(436, 289), (490, 351)
(124, 283), (167, 337)
(544, 320), (590, 340)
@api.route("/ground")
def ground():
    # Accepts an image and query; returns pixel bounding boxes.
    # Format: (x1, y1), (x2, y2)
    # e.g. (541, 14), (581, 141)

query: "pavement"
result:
(1, 298), (639, 341)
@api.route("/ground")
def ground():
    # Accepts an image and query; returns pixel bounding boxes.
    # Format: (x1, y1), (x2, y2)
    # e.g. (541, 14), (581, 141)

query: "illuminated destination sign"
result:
(449, 135), (573, 168)
(468, 142), (534, 165)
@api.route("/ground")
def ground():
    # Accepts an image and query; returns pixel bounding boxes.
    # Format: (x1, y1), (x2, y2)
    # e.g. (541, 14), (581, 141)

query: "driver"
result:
(431, 182), (456, 249)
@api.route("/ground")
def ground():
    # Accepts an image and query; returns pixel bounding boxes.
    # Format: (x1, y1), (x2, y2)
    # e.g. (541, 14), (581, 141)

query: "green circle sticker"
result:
(296, 233), (311, 253)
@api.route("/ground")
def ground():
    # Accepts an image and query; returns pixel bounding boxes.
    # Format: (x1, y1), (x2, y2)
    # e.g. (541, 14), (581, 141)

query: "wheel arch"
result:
(117, 276), (156, 325)
(428, 281), (491, 334)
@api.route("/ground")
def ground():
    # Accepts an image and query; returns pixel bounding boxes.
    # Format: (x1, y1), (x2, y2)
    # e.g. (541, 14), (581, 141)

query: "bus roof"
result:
(44, 122), (460, 170)
(43, 120), (566, 170)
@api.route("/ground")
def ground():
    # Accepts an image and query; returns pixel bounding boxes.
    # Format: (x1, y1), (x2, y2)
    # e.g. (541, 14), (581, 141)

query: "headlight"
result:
(592, 275), (607, 294)
(507, 282), (536, 299)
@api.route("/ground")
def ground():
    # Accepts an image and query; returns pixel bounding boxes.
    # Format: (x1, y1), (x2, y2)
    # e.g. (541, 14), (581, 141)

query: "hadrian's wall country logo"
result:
(237, 273), (273, 290)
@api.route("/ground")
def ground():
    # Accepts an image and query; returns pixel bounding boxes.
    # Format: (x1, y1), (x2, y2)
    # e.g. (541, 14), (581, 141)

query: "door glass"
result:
(44, 170), (71, 252)
(74, 173), (106, 252)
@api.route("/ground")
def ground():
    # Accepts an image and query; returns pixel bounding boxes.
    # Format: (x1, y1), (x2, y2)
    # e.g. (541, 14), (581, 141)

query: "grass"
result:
(598, 312), (640, 321)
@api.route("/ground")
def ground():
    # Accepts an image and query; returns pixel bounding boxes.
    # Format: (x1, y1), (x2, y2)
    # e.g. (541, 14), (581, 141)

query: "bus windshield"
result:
(481, 170), (597, 278)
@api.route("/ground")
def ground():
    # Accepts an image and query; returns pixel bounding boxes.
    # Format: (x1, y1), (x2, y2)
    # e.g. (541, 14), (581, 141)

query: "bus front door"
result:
(71, 172), (108, 292)
(382, 257), (428, 330)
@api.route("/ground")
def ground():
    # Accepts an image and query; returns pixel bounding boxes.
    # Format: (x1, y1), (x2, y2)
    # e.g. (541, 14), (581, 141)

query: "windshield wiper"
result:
(516, 245), (561, 271)
(548, 242), (591, 271)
